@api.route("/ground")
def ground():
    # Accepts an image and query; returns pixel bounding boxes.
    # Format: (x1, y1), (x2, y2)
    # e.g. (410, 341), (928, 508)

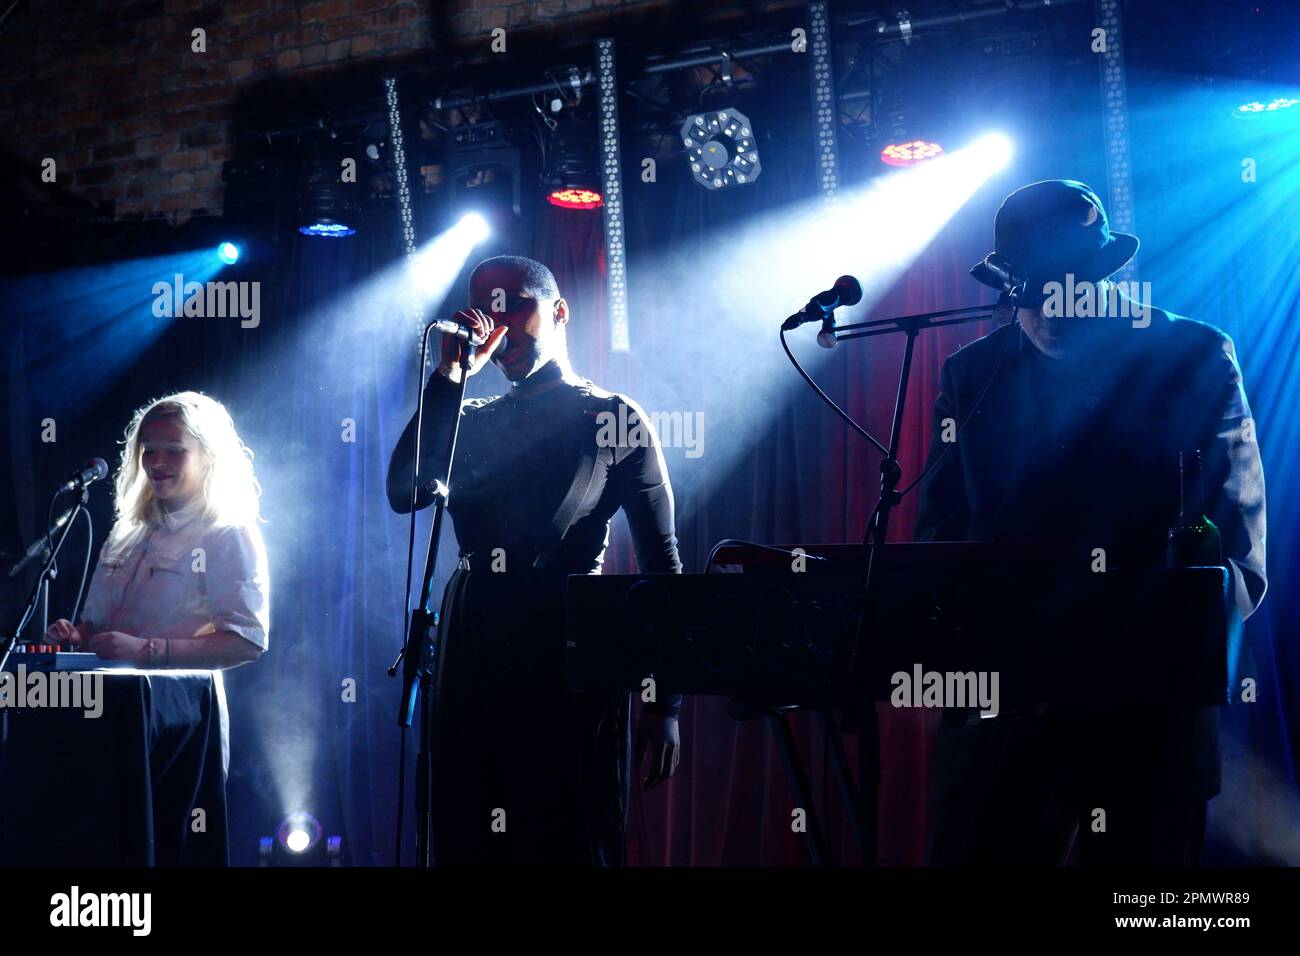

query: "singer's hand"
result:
(636, 712), (681, 790)
(44, 618), (86, 647)
(437, 309), (509, 384)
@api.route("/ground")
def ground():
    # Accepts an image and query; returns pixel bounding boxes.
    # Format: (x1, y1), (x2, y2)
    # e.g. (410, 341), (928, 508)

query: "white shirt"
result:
(82, 498), (270, 650)
(80, 499), (269, 777)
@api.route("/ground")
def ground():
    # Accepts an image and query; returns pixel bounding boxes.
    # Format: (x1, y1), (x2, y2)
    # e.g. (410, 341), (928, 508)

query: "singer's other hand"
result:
(44, 618), (89, 647)
(437, 308), (508, 384)
(636, 712), (681, 791)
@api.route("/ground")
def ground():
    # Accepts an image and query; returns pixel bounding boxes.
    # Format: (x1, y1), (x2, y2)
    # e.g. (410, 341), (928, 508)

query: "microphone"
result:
(428, 316), (507, 352)
(969, 253), (1026, 297)
(57, 458), (109, 495)
(7, 503), (76, 577)
(781, 276), (864, 344)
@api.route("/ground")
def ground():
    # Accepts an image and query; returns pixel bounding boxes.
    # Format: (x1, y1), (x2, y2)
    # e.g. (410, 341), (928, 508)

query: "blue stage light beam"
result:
(12, 250), (224, 421)
(1122, 76), (1300, 864)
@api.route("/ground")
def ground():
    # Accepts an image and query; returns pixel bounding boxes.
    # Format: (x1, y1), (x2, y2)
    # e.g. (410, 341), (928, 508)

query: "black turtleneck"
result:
(386, 359), (684, 716)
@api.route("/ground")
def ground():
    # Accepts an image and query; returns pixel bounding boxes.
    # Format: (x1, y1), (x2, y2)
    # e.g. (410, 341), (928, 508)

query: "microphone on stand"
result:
(781, 276), (864, 349)
(57, 459), (109, 495)
(969, 252), (1026, 295)
(7, 503), (75, 578)
(17, 456), (107, 581)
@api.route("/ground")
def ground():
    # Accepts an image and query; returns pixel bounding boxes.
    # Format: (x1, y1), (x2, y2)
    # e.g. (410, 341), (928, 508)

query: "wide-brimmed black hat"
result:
(971, 180), (1139, 304)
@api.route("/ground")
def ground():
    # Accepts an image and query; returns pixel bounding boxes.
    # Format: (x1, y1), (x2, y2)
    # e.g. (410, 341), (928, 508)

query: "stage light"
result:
(299, 150), (360, 237)
(456, 211), (490, 243)
(681, 108), (762, 190)
(299, 220), (357, 238)
(258, 813), (343, 866)
(278, 812), (322, 854)
(1233, 96), (1299, 117)
(548, 187), (603, 210)
(540, 116), (603, 211)
(880, 139), (945, 167)
(217, 241), (240, 265)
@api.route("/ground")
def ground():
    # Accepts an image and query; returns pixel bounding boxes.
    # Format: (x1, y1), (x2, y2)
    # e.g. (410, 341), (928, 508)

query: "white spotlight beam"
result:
(406, 213), (492, 305)
(241, 213), (491, 821)
(695, 133), (1016, 331)
(624, 134), (1013, 507)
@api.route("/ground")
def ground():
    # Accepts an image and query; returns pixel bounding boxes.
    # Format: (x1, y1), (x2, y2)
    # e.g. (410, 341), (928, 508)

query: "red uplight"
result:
(547, 187), (603, 209)
(880, 140), (945, 167)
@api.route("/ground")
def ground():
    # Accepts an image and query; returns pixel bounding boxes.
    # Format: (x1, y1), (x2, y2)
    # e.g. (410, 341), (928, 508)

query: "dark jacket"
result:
(915, 307), (1266, 801)
(916, 308), (1265, 619)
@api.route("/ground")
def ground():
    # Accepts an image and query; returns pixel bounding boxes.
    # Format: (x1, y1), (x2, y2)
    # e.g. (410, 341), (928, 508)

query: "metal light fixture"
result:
(681, 108), (762, 190)
(542, 116), (603, 210)
(258, 813), (343, 866)
(298, 150), (359, 238)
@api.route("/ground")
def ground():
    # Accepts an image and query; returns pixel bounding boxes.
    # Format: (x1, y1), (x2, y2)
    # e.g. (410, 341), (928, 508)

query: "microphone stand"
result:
(826, 301), (1003, 866)
(2, 488), (90, 674)
(391, 324), (475, 868)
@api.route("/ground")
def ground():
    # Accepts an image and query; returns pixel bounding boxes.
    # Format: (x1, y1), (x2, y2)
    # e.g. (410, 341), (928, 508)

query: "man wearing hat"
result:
(915, 180), (1267, 864)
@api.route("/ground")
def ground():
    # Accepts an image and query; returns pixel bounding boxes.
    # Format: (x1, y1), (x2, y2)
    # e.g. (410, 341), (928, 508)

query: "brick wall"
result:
(0, 0), (681, 224)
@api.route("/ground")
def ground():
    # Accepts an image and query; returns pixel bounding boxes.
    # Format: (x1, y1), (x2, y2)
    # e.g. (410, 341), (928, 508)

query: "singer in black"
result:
(387, 256), (683, 866)
(916, 180), (1266, 865)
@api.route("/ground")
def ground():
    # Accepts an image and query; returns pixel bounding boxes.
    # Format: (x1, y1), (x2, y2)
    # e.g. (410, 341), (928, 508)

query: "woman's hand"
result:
(437, 309), (509, 384)
(44, 618), (82, 646)
(87, 631), (149, 663)
(636, 712), (681, 790)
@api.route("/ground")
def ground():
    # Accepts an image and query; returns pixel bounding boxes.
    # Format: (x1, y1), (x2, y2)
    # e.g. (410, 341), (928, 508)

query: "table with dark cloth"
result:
(0, 669), (228, 866)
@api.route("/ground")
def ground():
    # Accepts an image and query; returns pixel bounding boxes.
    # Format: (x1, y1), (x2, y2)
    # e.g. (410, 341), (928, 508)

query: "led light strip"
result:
(384, 76), (424, 351)
(596, 38), (630, 353)
(1096, 0), (1138, 285)
(809, 0), (841, 202)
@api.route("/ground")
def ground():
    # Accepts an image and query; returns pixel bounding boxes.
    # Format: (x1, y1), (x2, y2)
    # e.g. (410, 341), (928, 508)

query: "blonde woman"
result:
(44, 391), (269, 669)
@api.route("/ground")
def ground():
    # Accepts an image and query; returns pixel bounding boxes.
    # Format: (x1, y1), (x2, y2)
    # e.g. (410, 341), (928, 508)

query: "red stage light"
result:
(880, 140), (945, 167)
(547, 187), (603, 209)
